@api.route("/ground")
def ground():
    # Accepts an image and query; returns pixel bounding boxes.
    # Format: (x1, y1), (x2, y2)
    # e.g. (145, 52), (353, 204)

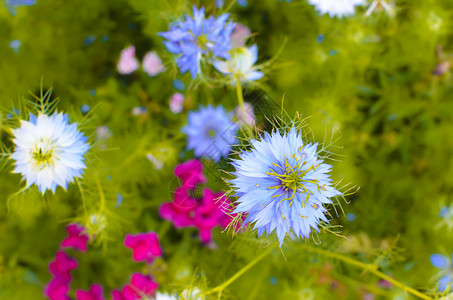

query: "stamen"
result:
(266, 153), (321, 209)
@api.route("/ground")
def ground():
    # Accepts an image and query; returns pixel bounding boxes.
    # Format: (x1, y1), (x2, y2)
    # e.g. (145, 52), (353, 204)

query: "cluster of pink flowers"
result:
(117, 45), (166, 76)
(44, 224), (162, 300)
(159, 159), (236, 243)
(44, 223), (104, 300)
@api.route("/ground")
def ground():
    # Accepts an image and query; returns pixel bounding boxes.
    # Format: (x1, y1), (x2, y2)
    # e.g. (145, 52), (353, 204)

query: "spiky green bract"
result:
(229, 127), (342, 245)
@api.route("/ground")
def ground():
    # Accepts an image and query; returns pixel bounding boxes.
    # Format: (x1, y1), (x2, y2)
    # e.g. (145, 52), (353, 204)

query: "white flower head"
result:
(308, 0), (365, 18)
(365, 0), (395, 17)
(213, 44), (264, 84)
(154, 292), (177, 300)
(11, 113), (90, 194)
(181, 287), (205, 300)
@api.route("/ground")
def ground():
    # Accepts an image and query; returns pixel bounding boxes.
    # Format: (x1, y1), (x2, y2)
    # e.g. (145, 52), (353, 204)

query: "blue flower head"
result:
(4, 0), (36, 16)
(160, 6), (235, 78)
(182, 105), (238, 162)
(431, 253), (453, 292)
(229, 127), (342, 245)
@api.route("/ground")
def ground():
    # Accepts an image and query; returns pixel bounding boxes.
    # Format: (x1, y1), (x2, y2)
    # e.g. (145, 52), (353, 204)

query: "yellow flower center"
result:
(266, 153), (324, 207)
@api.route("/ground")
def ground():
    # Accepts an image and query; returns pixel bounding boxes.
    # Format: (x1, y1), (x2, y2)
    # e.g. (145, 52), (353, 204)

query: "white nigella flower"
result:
(308, 0), (365, 18)
(154, 292), (177, 300)
(11, 113), (90, 194)
(213, 44), (263, 83)
(365, 0), (395, 17)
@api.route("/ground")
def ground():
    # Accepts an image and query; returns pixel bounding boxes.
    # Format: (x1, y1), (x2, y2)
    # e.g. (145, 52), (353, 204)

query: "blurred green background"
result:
(0, 0), (452, 299)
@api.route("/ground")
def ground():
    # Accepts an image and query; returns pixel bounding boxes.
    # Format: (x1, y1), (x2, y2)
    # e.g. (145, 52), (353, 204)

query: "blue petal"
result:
(430, 254), (449, 269)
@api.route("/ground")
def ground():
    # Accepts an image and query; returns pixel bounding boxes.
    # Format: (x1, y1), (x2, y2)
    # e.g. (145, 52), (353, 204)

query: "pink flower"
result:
(142, 51), (166, 76)
(174, 159), (206, 189)
(44, 278), (70, 300)
(61, 223), (89, 252)
(49, 251), (78, 283)
(75, 284), (105, 300)
(194, 188), (226, 243)
(117, 45), (140, 75)
(159, 187), (198, 228)
(169, 93), (185, 114)
(124, 232), (162, 263)
(122, 273), (158, 300)
(230, 23), (251, 48)
(235, 102), (255, 127)
(111, 290), (127, 300)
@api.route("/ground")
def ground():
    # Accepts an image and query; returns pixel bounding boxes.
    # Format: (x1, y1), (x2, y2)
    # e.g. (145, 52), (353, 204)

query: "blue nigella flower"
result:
(182, 105), (238, 162)
(159, 6), (235, 78)
(431, 253), (453, 292)
(11, 112), (90, 194)
(4, 0), (36, 16)
(229, 127), (342, 245)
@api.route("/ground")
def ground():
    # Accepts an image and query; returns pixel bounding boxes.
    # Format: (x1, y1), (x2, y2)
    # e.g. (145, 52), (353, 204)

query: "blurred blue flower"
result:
(9, 39), (21, 53)
(346, 212), (356, 222)
(182, 105), (238, 162)
(160, 6), (235, 78)
(173, 79), (186, 91)
(229, 127), (342, 245)
(5, 0), (36, 16)
(116, 192), (123, 208)
(80, 104), (91, 114)
(83, 35), (96, 46)
(216, 0), (248, 7)
(316, 34), (325, 43)
(430, 253), (453, 292)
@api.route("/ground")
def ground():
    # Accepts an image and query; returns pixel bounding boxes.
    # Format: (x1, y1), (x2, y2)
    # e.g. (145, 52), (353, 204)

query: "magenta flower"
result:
(124, 232), (162, 263)
(61, 223), (90, 252)
(174, 159), (206, 189)
(44, 278), (70, 300)
(111, 290), (127, 300)
(75, 284), (105, 300)
(159, 187), (198, 228)
(160, 159), (236, 243)
(169, 92), (185, 114)
(122, 273), (158, 300)
(117, 45), (140, 75)
(194, 188), (226, 243)
(142, 51), (166, 76)
(49, 251), (78, 282)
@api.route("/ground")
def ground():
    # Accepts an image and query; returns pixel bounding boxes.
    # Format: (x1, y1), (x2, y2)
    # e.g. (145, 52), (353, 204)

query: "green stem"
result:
(204, 246), (274, 296)
(235, 80), (253, 137)
(301, 244), (432, 300)
(236, 80), (246, 119)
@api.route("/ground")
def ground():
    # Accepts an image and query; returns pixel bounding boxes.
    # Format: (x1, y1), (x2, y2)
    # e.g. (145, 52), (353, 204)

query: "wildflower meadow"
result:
(1, 0), (453, 299)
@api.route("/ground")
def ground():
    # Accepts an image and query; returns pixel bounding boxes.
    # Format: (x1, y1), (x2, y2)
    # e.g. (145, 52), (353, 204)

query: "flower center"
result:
(204, 126), (217, 138)
(266, 153), (323, 207)
(197, 34), (208, 48)
(31, 142), (55, 168)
